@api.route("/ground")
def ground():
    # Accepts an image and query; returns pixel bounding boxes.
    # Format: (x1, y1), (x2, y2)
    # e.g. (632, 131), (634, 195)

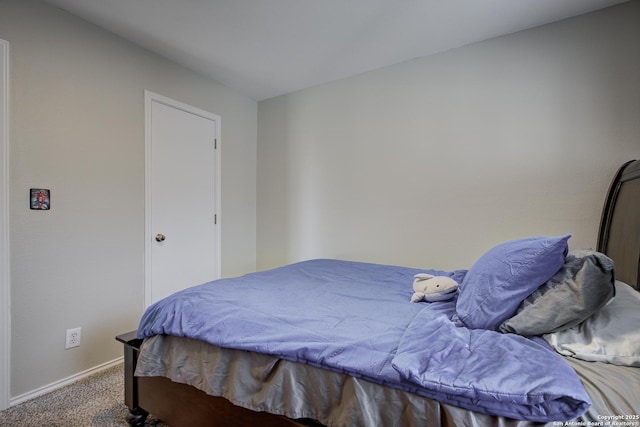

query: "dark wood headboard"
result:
(597, 159), (640, 290)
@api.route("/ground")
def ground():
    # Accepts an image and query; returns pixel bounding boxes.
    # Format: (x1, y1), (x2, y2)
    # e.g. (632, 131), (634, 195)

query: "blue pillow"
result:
(456, 235), (570, 330)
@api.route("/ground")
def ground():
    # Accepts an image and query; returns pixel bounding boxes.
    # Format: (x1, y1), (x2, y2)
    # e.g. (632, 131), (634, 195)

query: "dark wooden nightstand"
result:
(116, 331), (147, 426)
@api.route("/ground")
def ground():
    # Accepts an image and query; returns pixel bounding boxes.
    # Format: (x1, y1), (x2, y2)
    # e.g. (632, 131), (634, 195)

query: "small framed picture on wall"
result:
(30, 188), (50, 210)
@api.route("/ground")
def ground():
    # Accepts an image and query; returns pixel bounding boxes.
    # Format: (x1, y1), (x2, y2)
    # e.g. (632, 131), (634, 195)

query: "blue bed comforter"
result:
(137, 259), (590, 421)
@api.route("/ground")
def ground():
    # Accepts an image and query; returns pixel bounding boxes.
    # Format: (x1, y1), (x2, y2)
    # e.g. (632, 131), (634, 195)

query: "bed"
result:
(118, 159), (640, 427)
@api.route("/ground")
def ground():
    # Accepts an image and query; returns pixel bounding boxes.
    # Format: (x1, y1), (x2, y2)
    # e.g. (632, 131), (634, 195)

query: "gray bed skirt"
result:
(136, 334), (640, 427)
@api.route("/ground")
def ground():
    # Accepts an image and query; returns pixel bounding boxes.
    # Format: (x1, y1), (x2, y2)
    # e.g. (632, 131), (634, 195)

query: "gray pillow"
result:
(499, 250), (615, 337)
(544, 281), (640, 367)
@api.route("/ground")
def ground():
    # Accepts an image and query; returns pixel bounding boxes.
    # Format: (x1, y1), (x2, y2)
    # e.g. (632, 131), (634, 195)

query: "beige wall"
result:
(257, 1), (640, 271)
(0, 0), (257, 397)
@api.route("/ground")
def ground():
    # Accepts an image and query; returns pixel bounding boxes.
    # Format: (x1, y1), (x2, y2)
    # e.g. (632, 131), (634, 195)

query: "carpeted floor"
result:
(0, 363), (168, 427)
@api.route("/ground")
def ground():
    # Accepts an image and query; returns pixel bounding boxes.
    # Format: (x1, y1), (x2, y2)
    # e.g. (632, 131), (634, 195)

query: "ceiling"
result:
(42, 0), (628, 101)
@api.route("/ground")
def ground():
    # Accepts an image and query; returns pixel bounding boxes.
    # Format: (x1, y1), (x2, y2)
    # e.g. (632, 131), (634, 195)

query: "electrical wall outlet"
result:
(65, 327), (81, 349)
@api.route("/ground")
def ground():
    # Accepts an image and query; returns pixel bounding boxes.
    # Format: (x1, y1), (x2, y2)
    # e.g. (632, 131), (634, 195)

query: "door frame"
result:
(0, 39), (11, 411)
(144, 90), (221, 309)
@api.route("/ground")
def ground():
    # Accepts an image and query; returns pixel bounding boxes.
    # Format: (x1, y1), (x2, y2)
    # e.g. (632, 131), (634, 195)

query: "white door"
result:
(145, 91), (221, 306)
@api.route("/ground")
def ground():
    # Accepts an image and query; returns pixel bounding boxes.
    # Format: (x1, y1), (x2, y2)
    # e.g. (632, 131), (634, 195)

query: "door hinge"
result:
(214, 214), (217, 224)
(214, 139), (217, 149)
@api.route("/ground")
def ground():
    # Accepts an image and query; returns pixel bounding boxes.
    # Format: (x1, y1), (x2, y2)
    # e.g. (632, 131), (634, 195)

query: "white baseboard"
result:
(9, 357), (124, 407)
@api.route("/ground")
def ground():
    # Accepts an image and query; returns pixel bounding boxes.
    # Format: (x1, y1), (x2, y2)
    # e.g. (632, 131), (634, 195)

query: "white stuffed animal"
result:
(410, 273), (459, 303)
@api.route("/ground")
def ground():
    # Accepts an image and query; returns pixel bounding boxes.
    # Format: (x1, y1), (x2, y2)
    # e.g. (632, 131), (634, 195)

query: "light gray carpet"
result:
(0, 363), (168, 427)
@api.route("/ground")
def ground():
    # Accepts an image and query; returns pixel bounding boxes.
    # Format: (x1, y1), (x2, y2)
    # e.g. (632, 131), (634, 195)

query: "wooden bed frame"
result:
(597, 159), (640, 288)
(117, 159), (640, 427)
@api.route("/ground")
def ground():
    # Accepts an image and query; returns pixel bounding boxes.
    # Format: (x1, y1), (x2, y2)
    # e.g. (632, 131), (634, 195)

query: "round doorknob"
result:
(155, 234), (166, 242)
